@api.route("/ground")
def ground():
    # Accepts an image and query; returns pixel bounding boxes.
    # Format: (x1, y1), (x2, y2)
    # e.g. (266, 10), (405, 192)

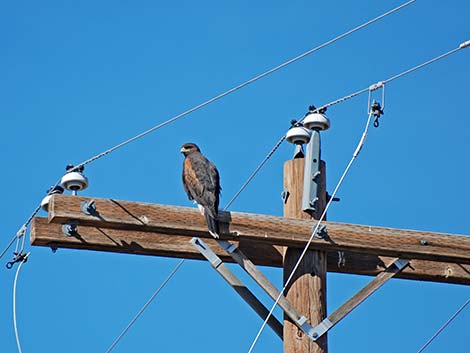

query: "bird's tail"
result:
(205, 211), (220, 239)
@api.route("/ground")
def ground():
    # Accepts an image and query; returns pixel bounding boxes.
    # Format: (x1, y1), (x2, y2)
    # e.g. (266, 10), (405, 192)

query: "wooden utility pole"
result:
(283, 158), (327, 353)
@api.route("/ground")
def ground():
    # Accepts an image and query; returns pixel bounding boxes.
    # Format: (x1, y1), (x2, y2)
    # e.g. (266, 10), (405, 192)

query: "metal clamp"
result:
(370, 101), (384, 127)
(6, 251), (29, 269)
(296, 315), (320, 340)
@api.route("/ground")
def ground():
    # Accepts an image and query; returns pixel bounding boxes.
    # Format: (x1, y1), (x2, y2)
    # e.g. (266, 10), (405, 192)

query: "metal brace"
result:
(310, 318), (333, 340)
(218, 240), (238, 254)
(191, 238), (223, 268)
(393, 258), (409, 270)
(308, 257), (409, 340)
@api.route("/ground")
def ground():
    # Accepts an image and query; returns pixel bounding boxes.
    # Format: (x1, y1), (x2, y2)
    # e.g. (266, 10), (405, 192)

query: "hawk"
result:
(181, 143), (221, 238)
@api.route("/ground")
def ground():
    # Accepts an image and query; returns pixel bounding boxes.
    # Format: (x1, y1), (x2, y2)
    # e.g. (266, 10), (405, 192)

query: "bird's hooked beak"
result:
(180, 146), (188, 154)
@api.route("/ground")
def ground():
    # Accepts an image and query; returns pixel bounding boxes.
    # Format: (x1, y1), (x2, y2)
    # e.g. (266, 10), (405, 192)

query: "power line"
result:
(0, 225), (27, 263)
(0, 235), (17, 262)
(0, 0), (416, 263)
(13, 253), (30, 353)
(104, 258), (185, 353)
(225, 40), (469, 209)
(224, 137), (286, 210)
(417, 298), (470, 353)
(73, 0), (416, 173)
(243, 40), (469, 351)
(247, 111), (375, 353)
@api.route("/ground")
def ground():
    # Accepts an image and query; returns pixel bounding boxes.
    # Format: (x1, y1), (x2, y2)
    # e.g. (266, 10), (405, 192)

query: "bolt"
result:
(81, 200), (97, 216)
(281, 190), (290, 204)
(314, 224), (327, 239)
(309, 197), (319, 208)
(312, 171), (321, 181)
(62, 222), (78, 237)
(420, 239), (428, 246)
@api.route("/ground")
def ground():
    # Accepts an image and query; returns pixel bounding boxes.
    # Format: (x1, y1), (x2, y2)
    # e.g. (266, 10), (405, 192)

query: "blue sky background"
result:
(1, 1), (469, 352)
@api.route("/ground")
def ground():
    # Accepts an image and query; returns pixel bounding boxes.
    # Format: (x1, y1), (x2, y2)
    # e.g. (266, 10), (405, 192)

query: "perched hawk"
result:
(181, 143), (221, 238)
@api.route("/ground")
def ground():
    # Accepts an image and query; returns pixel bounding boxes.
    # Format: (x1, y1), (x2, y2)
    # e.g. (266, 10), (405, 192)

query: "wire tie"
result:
(16, 225), (27, 239)
(369, 81), (384, 91)
(459, 40), (470, 49)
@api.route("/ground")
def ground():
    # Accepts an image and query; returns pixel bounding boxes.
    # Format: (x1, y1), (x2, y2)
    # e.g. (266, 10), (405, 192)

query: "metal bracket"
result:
(313, 224), (328, 239)
(62, 221), (79, 237)
(302, 130), (321, 213)
(310, 318), (333, 339)
(81, 199), (97, 216)
(281, 189), (290, 204)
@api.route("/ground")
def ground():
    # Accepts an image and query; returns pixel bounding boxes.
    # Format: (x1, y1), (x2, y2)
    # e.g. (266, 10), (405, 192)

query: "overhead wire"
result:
(417, 298), (470, 353)
(1, 6), (419, 353)
(0, 235), (17, 262)
(0, 0), (416, 263)
(243, 41), (470, 352)
(13, 252), (30, 353)
(69, 0), (417, 173)
(225, 40), (469, 209)
(0, 225), (27, 262)
(104, 258), (186, 353)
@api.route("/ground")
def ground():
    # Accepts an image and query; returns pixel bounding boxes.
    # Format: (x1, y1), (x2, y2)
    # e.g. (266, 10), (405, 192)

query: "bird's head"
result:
(180, 143), (201, 156)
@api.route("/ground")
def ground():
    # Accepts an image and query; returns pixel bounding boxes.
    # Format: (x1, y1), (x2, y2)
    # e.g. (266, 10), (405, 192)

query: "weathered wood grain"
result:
(283, 158), (327, 353)
(30, 217), (470, 284)
(47, 195), (470, 264)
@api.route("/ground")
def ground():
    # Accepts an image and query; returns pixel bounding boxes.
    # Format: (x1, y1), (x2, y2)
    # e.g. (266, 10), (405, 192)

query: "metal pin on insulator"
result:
(286, 120), (311, 159)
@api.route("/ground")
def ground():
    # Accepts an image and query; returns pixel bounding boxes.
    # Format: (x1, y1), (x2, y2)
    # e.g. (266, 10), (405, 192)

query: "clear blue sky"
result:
(1, 1), (469, 352)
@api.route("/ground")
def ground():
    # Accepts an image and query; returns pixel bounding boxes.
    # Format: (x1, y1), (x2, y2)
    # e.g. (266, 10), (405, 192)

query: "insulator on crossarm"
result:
(303, 112), (330, 131)
(60, 164), (89, 195)
(41, 185), (65, 211)
(286, 126), (311, 145)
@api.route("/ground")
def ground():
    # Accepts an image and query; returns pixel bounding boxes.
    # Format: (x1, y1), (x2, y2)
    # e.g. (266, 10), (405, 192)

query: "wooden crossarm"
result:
(46, 195), (470, 264)
(30, 217), (470, 285)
